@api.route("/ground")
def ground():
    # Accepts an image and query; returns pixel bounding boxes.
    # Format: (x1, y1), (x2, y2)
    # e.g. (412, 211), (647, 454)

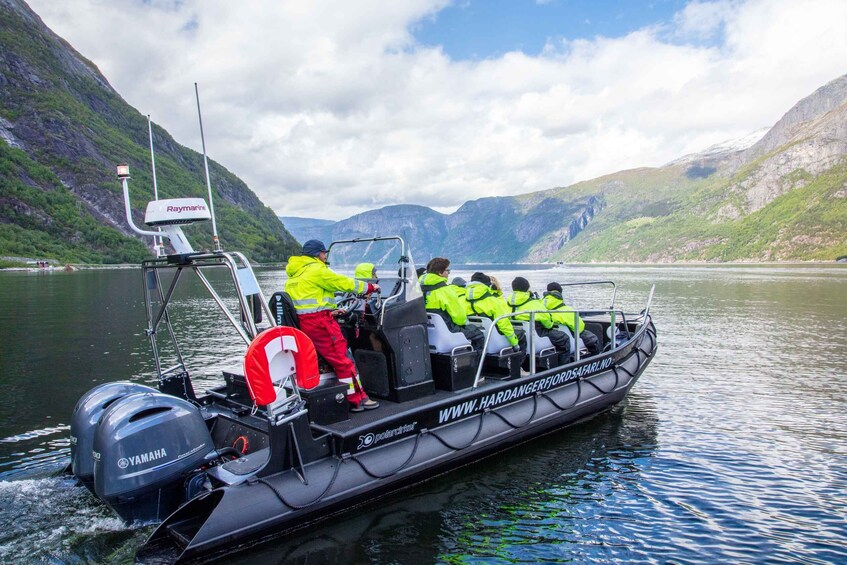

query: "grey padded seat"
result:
(467, 315), (512, 355)
(513, 321), (556, 355)
(552, 324), (588, 356)
(426, 313), (473, 354)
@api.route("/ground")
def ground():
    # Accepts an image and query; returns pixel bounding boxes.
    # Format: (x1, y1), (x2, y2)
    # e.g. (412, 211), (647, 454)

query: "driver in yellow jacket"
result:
(285, 240), (380, 412)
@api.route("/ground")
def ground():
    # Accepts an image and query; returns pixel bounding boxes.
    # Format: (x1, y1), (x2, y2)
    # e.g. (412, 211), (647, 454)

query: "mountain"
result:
(278, 216), (336, 246)
(285, 75), (847, 263)
(0, 0), (300, 264)
(282, 195), (602, 265)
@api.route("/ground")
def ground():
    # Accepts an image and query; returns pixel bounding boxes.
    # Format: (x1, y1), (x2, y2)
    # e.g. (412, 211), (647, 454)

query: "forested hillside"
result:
(0, 0), (300, 264)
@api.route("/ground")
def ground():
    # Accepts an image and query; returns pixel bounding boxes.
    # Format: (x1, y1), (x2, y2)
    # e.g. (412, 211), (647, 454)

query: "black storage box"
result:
(483, 349), (523, 380)
(533, 349), (560, 371)
(300, 382), (349, 425)
(222, 370), (253, 407)
(430, 349), (481, 391)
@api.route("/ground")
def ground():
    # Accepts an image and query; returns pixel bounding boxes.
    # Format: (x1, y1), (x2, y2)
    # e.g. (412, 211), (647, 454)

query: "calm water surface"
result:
(1, 263), (846, 563)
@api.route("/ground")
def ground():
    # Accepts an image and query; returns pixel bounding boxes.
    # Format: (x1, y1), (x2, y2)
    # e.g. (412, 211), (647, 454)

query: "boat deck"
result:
(312, 375), (509, 435)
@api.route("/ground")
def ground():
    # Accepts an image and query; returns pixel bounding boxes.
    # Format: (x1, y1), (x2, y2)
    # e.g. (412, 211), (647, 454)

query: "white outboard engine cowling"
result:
(70, 382), (157, 493)
(93, 391), (215, 523)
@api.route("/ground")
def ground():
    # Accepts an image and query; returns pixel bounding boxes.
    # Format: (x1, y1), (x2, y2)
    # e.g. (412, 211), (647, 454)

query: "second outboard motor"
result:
(70, 382), (157, 493)
(93, 391), (215, 523)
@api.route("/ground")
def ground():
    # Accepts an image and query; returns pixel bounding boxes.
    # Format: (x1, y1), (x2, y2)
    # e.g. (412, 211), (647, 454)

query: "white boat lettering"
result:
(438, 399), (479, 424)
(439, 358), (614, 424)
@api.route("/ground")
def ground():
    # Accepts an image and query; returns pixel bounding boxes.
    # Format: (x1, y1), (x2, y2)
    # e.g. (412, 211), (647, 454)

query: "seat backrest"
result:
(552, 324), (587, 354)
(467, 315), (511, 354)
(426, 313), (472, 354)
(515, 321), (555, 354)
(268, 292), (300, 328)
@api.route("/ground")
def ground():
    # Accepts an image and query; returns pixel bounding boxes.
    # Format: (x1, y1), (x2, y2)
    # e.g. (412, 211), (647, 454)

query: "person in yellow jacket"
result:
(466, 272), (525, 353)
(285, 240), (380, 412)
(543, 282), (600, 355)
(420, 258), (484, 350)
(354, 262), (378, 282)
(451, 276), (468, 303)
(507, 277), (571, 355)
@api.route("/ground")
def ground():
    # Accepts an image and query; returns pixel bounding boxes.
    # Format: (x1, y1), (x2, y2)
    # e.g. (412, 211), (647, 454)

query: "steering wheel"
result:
(335, 292), (360, 312)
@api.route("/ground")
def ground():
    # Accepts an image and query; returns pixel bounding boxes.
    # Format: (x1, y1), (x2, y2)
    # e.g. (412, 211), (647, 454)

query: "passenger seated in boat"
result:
(508, 277), (571, 356)
(543, 282), (600, 356)
(451, 276), (468, 302)
(466, 272), (526, 354)
(354, 262), (378, 286)
(420, 258), (485, 351)
(489, 275), (504, 297)
(285, 240), (380, 412)
(352, 262), (382, 310)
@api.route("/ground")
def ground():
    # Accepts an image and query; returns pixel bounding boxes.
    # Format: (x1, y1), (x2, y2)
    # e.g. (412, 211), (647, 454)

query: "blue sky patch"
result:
(413, 0), (688, 59)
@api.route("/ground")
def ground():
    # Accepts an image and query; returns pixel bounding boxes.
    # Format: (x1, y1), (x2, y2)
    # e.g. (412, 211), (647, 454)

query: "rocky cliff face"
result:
(0, 0), (300, 263)
(728, 74), (847, 213)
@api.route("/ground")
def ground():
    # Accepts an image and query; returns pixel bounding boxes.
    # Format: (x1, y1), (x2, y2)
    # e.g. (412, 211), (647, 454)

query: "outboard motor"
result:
(93, 391), (215, 523)
(70, 382), (157, 493)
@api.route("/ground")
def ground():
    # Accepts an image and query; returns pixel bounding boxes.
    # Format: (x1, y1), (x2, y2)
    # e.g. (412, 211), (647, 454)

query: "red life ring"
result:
(243, 326), (320, 406)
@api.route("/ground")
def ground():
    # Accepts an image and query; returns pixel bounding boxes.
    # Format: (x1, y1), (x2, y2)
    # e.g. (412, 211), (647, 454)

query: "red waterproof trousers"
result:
(297, 310), (368, 406)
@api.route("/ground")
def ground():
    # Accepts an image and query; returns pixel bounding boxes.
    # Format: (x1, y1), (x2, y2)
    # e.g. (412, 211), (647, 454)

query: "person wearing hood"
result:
(420, 258), (484, 350)
(285, 240), (380, 412)
(543, 282), (600, 355)
(354, 262), (378, 283)
(450, 276), (468, 303)
(507, 277), (571, 355)
(466, 272), (525, 354)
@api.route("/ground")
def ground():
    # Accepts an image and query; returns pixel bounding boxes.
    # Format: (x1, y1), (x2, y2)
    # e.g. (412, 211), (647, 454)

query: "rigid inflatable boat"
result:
(68, 165), (658, 563)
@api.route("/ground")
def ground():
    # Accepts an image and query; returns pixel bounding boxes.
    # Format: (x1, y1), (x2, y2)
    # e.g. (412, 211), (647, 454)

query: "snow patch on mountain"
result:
(666, 128), (769, 166)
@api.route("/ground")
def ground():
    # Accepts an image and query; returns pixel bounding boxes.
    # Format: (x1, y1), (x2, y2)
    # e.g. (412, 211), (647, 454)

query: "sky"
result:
(25, 0), (847, 220)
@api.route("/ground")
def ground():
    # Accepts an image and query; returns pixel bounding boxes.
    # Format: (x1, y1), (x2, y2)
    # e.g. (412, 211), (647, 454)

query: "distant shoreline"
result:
(3, 260), (845, 272)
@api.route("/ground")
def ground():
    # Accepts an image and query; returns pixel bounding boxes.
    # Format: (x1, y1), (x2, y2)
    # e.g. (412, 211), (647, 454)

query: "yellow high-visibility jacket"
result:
(542, 292), (585, 333)
(285, 255), (367, 314)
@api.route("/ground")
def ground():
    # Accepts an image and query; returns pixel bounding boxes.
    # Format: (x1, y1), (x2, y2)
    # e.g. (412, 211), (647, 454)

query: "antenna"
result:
(117, 164), (210, 255)
(194, 83), (222, 252)
(147, 115), (165, 258)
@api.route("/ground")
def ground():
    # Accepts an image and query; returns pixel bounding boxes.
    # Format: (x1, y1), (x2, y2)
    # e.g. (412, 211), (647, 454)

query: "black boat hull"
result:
(139, 320), (657, 563)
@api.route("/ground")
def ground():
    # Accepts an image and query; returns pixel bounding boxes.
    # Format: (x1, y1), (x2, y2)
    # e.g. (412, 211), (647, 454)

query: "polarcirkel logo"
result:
(357, 422), (417, 450)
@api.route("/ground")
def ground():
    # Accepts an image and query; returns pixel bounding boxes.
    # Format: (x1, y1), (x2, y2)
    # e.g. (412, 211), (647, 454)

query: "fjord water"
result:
(1, 264), (845, 563)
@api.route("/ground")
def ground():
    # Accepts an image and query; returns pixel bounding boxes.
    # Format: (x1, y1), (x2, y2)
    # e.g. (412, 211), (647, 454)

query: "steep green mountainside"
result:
(284, 74), (847, 263)
(0, 0), (300, 264)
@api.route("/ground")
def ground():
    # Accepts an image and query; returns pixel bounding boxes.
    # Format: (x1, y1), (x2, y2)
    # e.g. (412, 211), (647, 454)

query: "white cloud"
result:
(25, 0), (847, 219)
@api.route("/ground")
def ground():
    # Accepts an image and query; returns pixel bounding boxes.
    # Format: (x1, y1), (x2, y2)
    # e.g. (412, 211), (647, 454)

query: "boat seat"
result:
(552, 324), (588, 356)
(513, 321), (556, 355)
(426, 313), (473, 354)
(467, 315), (512, 355)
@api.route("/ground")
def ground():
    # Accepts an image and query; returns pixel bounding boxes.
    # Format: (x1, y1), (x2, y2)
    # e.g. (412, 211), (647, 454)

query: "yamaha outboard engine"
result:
(70, 382), (157, 493)
(93, 391), (215, 523)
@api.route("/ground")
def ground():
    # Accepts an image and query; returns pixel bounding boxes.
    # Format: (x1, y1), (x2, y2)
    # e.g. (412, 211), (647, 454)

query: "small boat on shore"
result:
(68, 166), (658, 563)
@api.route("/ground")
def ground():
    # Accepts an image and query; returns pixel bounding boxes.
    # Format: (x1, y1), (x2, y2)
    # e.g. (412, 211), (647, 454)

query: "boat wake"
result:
(0, 477), (148, 562)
